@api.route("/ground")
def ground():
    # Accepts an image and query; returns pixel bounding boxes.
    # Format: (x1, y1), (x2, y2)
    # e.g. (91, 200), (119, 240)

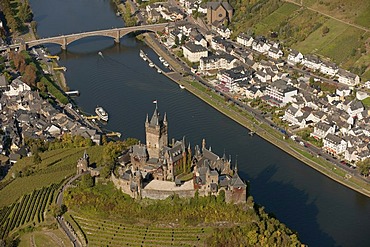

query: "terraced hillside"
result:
(71, 214), (211, 246)
(0, 145), (104, 207)
(230, 0), (370, 80)
(0, 184), (59, 239)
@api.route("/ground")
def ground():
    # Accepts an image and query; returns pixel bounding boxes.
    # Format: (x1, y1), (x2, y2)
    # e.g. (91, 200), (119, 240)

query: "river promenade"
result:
(142, 33), (370, 198)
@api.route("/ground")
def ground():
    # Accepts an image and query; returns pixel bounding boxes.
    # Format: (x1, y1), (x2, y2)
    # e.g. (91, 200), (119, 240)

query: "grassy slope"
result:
(254, 3), (300, 34)
(302, 0), (370, 28)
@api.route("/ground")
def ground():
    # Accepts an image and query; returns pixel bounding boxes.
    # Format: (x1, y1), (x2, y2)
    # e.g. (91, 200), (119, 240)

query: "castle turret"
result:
(145, 104), (168, 159)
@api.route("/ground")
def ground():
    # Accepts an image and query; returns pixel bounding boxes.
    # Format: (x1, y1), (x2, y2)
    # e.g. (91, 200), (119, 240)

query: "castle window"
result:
(218, 13), (223, 18)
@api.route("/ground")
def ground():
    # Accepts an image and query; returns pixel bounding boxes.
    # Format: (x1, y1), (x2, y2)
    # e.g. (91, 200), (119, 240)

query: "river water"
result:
(29, 0), (370, 246)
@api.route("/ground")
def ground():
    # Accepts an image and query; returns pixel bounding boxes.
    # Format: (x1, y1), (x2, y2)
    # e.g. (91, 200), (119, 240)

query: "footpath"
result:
(143, 33), (370, 198)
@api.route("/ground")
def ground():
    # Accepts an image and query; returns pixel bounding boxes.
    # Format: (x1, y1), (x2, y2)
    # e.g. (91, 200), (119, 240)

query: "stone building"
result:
(207, 1), (233, 26)
(76, 150), (89, 174)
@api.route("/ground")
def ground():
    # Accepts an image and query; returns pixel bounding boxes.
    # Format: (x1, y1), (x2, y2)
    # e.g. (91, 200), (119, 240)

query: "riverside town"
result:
(0, 0), (369, 246)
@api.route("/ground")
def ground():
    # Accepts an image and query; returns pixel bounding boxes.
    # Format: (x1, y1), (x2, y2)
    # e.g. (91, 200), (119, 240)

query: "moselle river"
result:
(29, 0), (370, 246)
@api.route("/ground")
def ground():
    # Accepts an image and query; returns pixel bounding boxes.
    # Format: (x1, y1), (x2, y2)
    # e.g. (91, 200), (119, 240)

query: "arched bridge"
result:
(25, 23), (167, 50)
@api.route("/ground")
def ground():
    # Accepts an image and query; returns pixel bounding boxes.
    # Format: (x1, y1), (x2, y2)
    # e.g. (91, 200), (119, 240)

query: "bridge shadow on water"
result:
(240, 166), (337, 247)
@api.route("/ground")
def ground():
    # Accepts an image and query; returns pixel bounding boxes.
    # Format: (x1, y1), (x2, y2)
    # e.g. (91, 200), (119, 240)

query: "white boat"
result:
(179, 84), (185, 89)
(157, 69), (162, 73)
(149, 62), (155, 67)
(159, 56), (164, 62)
(163, 61), (169, 67)
(139, 50), (144, 57)
(95, 106), (109, 121)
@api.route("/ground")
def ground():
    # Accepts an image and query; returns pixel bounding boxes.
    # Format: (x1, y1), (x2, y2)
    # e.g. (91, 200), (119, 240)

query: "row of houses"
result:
(236, 32), (361, 87)
(287, 51), (360, 86)
(281, 84), (370, 163)
(0, 76), (102, 164)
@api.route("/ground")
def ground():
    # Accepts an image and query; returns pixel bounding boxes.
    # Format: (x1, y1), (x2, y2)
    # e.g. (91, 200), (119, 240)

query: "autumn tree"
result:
(22, 64), (37, 87)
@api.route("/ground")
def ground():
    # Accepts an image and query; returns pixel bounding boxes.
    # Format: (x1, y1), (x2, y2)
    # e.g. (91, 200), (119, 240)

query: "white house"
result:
(283, 105), (303, 126)
(217, 67), (252, 89)
(323, 133), (347, 156)
(245, 85), (265, 99)
(336, 69), (360, 86)
(320, 61), (338, 77)
(212, 24), (231, 39)
(302, 54), (321, 71)
(311, 122), (335, 139)
(264, 79), (298, 106)
(4, 78), (31, 97)
(182, 42), (208, 63)
(192, 33), (208, 48)
(287, 50), (303, 65)
(199, 54), (238, 73)
(236, 33), (254, 47)
(198, 2), (208, 14)
(252, 39), (270, 54)
(268, 47), (283, 60)
(346, 100), (364, 119)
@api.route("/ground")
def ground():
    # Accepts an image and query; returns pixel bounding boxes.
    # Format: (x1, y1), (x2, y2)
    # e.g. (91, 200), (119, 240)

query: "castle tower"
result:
(77, 150), (89, 174)
(145, 104), (168, 159)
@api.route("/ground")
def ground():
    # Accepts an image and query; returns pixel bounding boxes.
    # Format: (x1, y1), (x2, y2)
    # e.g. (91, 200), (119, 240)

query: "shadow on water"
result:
(243, 166), (337, 247)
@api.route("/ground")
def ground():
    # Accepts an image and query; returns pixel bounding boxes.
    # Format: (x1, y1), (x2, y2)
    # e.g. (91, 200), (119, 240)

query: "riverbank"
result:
(142, 33), (370, 198)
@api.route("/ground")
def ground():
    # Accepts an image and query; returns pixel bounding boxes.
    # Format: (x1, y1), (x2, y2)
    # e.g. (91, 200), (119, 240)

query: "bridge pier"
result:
(61, 36), (67, 50)
(114, 30), (120, 43)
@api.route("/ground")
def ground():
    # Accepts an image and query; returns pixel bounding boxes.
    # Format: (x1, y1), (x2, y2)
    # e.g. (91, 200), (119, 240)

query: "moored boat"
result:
(159, 56), (164, 62)
(139, 50), (145, 58)
(157, 69), (162, 73)
(163, 61), (169, 67)
(95, 106), (109, 121)
(179, 84), (185, 89)
(149, 62), (155, 67)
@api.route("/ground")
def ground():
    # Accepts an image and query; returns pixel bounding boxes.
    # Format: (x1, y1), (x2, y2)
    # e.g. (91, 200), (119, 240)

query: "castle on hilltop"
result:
(111, 104), (247, 203)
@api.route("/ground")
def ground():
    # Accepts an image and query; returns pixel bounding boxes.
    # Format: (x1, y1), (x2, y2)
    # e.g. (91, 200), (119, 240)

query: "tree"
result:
(357, 158), (370, 176)
(174, 35), (179, 46)
(81, 173), (94, 188)
(22, 64), (37, 87)
(322, 26), (329, 35)
(33, 151), (42, 165)
(124, 138), (139, 147)
(18, 1), (33, 23)
(50, 203), (67, 217)
(217, 189), (225, 204)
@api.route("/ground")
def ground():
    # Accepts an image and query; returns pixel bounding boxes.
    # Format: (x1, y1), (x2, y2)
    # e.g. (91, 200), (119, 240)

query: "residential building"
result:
(311, 122), (335, 139)
(302, 54), (321, 71)
(336, 69), (360, 86)
(320, 61), (338, 77)
(236, 33), (254, 47)
(323, 133), (347, 156)
(287, 50), (303, 65)
(199, 54), (238, 74)
(264, 79), (298, 106)
(182, 42), (208, 63)
(4, 78), (31, 97)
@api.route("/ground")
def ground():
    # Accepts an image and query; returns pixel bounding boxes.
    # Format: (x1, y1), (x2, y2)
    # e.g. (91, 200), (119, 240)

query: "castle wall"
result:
(141, 189), (195, 200)
(111, 173), (135, 198)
